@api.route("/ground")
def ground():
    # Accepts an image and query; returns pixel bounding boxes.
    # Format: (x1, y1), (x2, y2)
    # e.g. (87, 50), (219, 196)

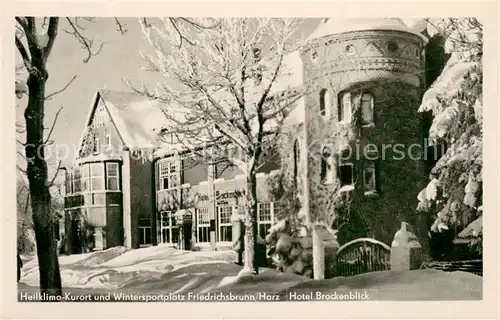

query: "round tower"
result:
(300, 18), (429, 245)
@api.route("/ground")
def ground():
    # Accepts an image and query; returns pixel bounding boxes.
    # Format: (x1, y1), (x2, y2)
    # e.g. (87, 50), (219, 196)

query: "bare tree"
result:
(133, 17), (306, 275)
(15, 16), (223, 295)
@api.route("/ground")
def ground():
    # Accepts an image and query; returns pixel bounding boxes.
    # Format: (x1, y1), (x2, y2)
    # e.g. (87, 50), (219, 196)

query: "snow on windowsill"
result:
(339, 185), (355, 193)
(362, 123), (375, 128)
(364, 190), (379, 197)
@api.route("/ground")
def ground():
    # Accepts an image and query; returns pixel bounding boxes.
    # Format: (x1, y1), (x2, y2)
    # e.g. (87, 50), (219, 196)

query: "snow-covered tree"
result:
(417, 18), (483, 252)
(134, 17), (306, 275)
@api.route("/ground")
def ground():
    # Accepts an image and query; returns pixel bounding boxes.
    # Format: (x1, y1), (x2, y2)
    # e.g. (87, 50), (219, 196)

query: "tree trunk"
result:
(25, 66), (62, 297)
(241, 157), (259, 275)
(311, 224), (325, 280)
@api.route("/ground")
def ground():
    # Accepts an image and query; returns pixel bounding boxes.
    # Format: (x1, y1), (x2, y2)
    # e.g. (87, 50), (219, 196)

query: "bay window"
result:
(73, 167), (81, 193)
(81, 164), (90, 192)
(197, 207), (210, 243)
(218, 206), (233, 242)
(65, 170), (72, 195)
(90, 163), (104, 191)
(106, 163), (120, 191)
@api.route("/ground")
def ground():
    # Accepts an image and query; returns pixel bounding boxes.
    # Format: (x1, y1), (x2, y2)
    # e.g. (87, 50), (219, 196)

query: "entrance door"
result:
(71, 218), (82, 254)
(183, 222), (192, 250)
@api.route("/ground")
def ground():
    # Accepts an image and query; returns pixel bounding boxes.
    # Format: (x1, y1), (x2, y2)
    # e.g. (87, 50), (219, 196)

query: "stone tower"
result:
(299, 18), (429, 245)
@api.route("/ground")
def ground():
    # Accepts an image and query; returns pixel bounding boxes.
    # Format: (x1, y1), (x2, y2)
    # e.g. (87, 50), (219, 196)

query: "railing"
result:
(425, 260), (483, 277)
(335, 238), (391, 277)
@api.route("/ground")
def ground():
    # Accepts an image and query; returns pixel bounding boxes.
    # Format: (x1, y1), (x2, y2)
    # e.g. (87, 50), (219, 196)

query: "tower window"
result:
(345, 44), (356, 55)
(321, 146), (334, 184)
(387, 41), (399, 53)
(360, 92), (374, 126)
(364, 161), (377, 195)
(338, 92), (352, 123)
(319, 89), (330, 117)
(338, 163), (354, 187)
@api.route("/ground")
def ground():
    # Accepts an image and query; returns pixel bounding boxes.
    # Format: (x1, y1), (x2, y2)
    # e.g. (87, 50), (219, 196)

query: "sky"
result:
(15, 17), (423, 164)
(15, 18), (324, 163)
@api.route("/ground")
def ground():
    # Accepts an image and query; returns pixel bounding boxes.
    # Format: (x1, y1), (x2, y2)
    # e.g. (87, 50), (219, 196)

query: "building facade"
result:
(64, 18), (439, 253)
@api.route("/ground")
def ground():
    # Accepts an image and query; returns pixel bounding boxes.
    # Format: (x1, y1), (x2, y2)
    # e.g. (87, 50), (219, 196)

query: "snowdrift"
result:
(21, 246), (236, 290)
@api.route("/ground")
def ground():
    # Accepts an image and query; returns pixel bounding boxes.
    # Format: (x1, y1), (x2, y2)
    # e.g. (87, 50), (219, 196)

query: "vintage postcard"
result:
(2, 1), (499, 319)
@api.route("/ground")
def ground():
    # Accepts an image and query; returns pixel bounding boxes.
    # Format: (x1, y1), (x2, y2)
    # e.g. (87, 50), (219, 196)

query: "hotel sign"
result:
(195, 189), (246, 205)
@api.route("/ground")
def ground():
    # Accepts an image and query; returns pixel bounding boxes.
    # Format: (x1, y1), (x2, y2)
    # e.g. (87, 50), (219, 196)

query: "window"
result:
(218, 206), (233, 242)
(257, 203), (274, 238)
(319, 89), (330, 117)
(363, 161), (377, 195)
(81, 164), (90, 192)
(106, 163), (120, 191)
(360, 93), (374, 126)
(158, 160), (179, 190)
(65, 170), (72, 195)
(94, 137), (100, 154)
(160, 211), (179, 245)
(90, 163), (104, 191)
(73, 167), (81, 193)
(139, 218), (152, 246)
(197, 207), (210, 243)
(338, 163), (354, 187)
(339, 92), (352, 122)
(104, 129), (111, 147)
(321, 146), (334, 184)
(93, 105), (110, 128)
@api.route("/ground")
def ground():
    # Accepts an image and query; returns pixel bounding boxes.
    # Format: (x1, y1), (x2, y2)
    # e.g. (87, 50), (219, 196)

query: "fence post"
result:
(390, 222), (423, 271)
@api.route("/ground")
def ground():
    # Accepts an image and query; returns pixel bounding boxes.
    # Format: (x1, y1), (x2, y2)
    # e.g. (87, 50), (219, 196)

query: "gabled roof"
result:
(76, 89), (170, 160)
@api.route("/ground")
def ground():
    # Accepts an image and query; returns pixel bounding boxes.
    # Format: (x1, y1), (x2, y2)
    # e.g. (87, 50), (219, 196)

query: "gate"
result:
(335, 238), (391, 277)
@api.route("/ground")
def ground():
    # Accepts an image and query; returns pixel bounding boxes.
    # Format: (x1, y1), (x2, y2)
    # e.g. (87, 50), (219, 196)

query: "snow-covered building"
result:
(64, 18), (448, 253)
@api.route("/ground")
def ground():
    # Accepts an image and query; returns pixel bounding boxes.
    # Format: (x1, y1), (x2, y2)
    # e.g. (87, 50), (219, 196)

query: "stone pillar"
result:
(390, 221), (423, 271)
(122, 150), (132, 249)
(207, 161), (217, 250)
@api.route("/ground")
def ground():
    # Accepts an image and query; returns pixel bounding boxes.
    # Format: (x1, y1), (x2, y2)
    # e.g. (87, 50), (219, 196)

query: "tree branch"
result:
(45, 75), (77, 100)
(114, 18), (127, 34)
(44, 106), (63, 144)
(15, 35), (32, 71)
(65, 17), (106, 63)
(48, 160), (63, 187)
(43, 17), (59, 60)
(169, 17), (195, 48)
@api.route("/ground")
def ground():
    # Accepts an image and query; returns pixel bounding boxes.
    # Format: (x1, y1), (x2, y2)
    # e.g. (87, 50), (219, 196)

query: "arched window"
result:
(338, 91), (352, 122)
(360, 92), (374, 126)
(319, 89), (330, 117)
(321, 146), (334, 184)
(293, 139), (299, 184)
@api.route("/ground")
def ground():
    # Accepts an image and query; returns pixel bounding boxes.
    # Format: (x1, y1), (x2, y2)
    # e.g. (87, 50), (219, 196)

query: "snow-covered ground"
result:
(20, 246), (482, 300)
(21, 246), (238, 290)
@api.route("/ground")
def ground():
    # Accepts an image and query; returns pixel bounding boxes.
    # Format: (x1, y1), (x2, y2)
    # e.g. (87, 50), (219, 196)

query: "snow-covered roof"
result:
(307, 18), (428, 43)
(75, 89), (171, 161)
(74, 154), (123, 165)
(458, 216), (482, 238)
